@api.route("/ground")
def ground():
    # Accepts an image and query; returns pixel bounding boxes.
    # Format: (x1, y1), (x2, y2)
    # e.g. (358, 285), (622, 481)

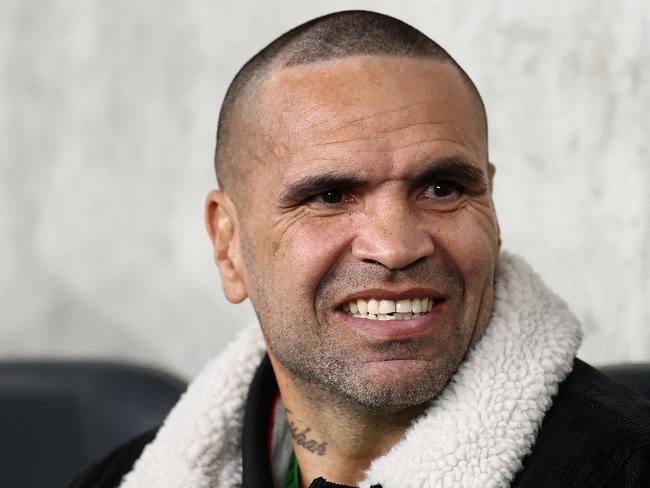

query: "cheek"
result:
(426, 207), (498, 288)
(266, 215), (354, 292)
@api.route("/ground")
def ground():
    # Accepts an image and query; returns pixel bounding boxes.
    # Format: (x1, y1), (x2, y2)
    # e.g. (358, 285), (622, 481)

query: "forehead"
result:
(253, 56), (487, 181)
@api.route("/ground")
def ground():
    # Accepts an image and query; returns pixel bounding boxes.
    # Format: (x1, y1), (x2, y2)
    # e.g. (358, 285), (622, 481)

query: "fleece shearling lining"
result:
(120, 253), (582, 488)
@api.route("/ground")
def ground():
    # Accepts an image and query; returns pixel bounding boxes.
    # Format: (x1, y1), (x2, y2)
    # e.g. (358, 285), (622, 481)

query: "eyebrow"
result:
(278, 170), (367, 205)
(277, 157), (488, 205)
(408, 157), (488, 193)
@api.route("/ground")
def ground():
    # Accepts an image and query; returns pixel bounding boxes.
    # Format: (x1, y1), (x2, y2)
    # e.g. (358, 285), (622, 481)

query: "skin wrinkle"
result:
(225, 66), (478, 193)
(303, 132), (476, 152)
(286, 109), (485, 166)
(216, 50), (487, 196)
(275, 165), (491, 227)
(374, 121), (465, 136)
(289, 111), (341, 137)
(269, 66), (478, 139)
(278, 156), (489, 199)
(393, 140), (481, 163)
(295, 102), (328, 119)
(326, 103), (426, 132)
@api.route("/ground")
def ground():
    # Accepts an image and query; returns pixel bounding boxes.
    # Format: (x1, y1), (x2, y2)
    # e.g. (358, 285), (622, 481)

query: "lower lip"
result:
(337, 301), (445, 341)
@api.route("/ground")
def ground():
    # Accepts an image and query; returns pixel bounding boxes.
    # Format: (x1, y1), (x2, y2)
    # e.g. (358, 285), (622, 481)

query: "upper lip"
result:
(336, 287), (447, 309)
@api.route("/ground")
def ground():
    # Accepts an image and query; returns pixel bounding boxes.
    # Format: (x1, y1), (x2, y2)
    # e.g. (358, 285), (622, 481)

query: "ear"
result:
(205, 190), (248, 303)
(487, 162), (502, 251)
(487, 162), (496, 188)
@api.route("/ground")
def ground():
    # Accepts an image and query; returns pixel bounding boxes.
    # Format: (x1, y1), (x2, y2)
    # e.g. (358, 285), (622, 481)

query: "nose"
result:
(351, 198), (435, 270)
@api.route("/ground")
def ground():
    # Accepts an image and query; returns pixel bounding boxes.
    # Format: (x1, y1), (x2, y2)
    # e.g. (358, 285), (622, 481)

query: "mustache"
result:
(316, 258), (464, 305)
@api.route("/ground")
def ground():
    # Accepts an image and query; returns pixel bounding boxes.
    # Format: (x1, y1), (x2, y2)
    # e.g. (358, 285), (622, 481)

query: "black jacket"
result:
(68, 358), (650, 487)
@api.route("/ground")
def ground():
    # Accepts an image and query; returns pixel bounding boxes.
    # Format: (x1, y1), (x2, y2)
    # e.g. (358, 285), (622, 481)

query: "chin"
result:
(333, 359), (453, 409)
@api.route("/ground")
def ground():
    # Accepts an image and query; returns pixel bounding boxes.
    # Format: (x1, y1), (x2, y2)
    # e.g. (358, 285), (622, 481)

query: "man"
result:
(70, 10), (650, 488)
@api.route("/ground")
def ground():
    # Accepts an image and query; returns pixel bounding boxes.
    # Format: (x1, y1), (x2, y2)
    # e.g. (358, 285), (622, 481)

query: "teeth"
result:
(396, 299), (411, 313)
(395, 312), (414, 320)
(357, 299), (368, 314)
(378, 299), (395, 314)
(344, 297), (439, 320)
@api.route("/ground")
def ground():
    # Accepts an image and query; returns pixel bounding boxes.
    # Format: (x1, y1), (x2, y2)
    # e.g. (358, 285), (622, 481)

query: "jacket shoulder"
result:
(512, 358), (650, 487)
(66, 428), (158, 488)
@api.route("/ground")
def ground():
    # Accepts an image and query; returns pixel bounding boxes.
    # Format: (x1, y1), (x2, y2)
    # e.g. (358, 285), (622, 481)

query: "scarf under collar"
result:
(120, 252), (582, 488)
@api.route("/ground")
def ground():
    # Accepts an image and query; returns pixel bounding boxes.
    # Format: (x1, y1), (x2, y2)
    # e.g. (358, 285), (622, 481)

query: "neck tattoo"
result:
(285, 409), (327, 456)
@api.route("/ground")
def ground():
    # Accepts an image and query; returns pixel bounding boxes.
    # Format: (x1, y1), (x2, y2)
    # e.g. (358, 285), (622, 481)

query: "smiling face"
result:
(210, 55), (500, 409)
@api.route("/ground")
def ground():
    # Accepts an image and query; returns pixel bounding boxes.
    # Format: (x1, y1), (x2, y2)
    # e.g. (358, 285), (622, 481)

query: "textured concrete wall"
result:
(1, 0), (648, 377)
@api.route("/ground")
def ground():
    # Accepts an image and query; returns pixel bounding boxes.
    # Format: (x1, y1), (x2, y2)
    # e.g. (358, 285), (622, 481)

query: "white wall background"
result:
(1, 0), (648, 379)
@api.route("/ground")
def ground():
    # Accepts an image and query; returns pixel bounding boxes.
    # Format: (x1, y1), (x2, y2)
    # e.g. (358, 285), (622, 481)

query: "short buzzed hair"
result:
(214, 10), (487, 194)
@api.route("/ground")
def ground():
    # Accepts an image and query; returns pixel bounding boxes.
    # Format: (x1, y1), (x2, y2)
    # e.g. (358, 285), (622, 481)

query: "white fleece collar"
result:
(121, 253), (582, 488)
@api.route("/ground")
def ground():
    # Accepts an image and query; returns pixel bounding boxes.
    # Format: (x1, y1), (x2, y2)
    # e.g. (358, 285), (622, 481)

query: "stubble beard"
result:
(251, 261), (472, 411)
(261, 311), (469, 410)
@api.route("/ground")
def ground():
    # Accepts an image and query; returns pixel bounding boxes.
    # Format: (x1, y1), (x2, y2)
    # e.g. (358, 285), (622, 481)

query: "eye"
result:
(423, 181), (460, 200)
(312, 188), (345, 204)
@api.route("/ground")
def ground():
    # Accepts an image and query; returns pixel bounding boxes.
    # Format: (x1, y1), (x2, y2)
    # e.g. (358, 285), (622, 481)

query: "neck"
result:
(269, 354), (427, 487)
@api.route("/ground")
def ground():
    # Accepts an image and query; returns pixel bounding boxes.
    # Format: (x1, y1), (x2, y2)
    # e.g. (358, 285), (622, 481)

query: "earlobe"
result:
(205, 190), (248, 303)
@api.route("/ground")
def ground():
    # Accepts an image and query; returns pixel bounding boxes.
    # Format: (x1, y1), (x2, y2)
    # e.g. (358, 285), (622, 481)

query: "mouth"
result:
(338, 294), (445, 321)
(335, 291), (447, 342)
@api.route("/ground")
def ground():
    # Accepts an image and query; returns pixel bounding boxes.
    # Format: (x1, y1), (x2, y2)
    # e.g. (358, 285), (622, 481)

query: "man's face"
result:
(233, 56), (499, 408)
